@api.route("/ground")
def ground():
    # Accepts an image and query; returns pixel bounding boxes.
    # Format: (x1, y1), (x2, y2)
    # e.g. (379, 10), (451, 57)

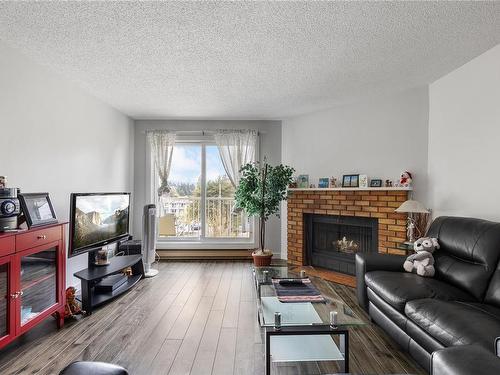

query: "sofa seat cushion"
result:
(432, 344), (500, 375)
(405, 299), (500, 351)
(365, 271), (475, 311)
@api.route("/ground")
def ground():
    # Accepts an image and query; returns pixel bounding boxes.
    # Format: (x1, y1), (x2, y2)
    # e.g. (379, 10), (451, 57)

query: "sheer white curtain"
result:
(213, 129), (258, 187)
(147, 130), (176, 205)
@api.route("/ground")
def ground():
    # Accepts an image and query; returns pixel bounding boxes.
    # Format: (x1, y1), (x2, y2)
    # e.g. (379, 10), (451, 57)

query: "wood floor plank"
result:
(168, 262), (216, 339)
(240, 263), (255, 302)
(113, 263), (191, 369)
(211, 327), (237, 375)
(3, 273), (155, 375)
(203, 262), (225, 297)
(234, 301), (259, 375)
(150, 339), (182, 375)
(34, 262), (182, 375)
(190, 309), (224, 375)
(212, 263), (234, 311)
(222, 263), (243, 328)
(130, 304), (184, 375)
(167, 295), (214, 375)
(128, 263), (215, 374)
(0, 261), (425, 375)
(253, 343), (265, 375)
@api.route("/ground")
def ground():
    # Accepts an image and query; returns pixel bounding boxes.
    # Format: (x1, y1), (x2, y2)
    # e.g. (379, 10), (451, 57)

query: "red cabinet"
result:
(0, 223), (66, 349)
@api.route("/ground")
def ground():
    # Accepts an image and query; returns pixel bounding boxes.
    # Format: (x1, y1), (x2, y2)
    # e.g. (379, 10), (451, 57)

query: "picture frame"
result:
(329, 177), (337, 188)
(342, 174), (359, 188)
(297, 175), (309, 189)
(18, 192), (58, 228)
(318, 178), (329, 188)
(359, 174), (368, 188)
(370, 179), (383, 187)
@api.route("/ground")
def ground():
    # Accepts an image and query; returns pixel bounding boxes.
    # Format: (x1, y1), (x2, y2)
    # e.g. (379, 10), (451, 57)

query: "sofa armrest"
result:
(355, 253), (406, 311)
(431, 345), (500, 375)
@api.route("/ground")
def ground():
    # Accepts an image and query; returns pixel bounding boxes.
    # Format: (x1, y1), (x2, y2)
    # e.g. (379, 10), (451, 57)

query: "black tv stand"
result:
(74, 255), (144, 314)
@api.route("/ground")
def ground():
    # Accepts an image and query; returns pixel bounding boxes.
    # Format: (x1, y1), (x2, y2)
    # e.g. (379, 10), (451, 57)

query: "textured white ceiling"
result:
(0, 1), (499, 119)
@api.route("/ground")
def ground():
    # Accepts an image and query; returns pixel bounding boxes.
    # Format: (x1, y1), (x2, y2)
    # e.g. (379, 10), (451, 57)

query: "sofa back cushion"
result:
(427, 216), (500, 300)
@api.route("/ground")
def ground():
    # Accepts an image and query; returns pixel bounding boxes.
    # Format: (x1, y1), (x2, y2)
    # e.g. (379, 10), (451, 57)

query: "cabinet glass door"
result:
(20, 247), (57, 326)
(0, 262), (9, 338)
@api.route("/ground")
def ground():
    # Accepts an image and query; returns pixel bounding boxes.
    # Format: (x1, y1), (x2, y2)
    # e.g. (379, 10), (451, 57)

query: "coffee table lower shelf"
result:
(265, 325), (349, 375)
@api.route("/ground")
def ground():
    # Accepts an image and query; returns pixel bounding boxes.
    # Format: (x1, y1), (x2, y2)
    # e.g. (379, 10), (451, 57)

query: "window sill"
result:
(157, 249), (253, 260)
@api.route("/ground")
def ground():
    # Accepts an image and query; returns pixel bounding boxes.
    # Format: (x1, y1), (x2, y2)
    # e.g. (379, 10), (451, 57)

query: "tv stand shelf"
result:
(74, 255), (144, 314)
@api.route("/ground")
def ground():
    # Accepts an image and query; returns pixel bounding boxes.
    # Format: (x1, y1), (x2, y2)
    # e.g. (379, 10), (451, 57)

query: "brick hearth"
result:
(287, 188), (410, 266)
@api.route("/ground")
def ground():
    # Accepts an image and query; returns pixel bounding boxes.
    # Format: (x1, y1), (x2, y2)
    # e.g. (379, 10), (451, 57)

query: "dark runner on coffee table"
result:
(272, 277), (326, 303)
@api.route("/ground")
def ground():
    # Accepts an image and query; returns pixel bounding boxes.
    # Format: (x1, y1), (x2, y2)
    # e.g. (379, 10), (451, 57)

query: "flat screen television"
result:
(69, 192), (131, 257)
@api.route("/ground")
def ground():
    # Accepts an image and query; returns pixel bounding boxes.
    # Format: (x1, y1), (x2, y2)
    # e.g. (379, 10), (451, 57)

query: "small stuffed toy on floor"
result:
(403, 237), (440, 277)
(64, 286), (85, 318)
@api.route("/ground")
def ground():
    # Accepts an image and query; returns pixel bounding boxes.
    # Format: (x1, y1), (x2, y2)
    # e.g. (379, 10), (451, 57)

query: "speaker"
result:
(118, 239), (141, 255)
(142, 204), (159, 277)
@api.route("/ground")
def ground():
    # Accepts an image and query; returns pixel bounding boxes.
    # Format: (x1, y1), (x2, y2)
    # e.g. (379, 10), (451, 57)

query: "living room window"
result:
(148, 132), (256, 248)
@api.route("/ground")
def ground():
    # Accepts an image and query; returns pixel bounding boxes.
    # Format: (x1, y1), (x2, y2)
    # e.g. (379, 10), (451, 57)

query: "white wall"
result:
(281, 87), (429, 257)
(133, 120), (282, 253)
(428, 44), (500, 220)
(0, 41), (134, 288)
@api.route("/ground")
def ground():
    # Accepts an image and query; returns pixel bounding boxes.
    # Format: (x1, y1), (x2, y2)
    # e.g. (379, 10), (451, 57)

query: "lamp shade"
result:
(395, 200), (429, 214)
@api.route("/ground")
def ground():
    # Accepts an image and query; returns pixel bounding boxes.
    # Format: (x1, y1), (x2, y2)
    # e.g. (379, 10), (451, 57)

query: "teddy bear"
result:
(403, 237), (440, 277)
(399, 171), (413, 187)
(64, 286), (85, 318)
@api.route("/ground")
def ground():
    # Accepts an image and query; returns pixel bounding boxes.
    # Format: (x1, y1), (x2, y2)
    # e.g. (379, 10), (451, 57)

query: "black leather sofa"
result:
(356, 216), (500, 372)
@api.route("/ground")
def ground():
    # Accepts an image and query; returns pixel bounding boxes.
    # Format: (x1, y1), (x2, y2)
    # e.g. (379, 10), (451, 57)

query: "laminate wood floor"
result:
(0, 261), (425, 375)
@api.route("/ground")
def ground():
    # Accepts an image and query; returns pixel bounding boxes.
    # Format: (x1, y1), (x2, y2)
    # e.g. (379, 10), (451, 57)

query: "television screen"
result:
(69, 192), (130, 256)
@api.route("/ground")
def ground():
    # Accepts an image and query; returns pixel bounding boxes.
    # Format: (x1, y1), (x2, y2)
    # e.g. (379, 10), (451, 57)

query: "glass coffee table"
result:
(253, 265), (365, 375)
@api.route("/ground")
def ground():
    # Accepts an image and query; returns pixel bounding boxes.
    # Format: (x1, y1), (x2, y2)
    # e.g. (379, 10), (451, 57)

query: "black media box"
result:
(95, 274), (128, 293)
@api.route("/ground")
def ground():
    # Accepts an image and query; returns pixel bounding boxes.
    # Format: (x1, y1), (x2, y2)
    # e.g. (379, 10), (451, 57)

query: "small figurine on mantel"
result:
(385, 179), (393, 187)
(329, 177), (337, 188)
(399, 171), (413, 187)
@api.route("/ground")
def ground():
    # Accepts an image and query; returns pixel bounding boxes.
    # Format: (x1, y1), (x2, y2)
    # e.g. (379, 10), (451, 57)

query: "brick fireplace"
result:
(287, 188), (410, 269)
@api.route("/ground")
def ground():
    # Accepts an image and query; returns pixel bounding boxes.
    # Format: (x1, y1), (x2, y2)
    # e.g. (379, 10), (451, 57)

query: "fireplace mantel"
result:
(287, 189), (410, 267)
(289, 187), (412, 192)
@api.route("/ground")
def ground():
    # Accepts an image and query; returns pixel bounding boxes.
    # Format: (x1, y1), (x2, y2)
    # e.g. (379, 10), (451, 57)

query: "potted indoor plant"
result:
(235, 160), (295, 266)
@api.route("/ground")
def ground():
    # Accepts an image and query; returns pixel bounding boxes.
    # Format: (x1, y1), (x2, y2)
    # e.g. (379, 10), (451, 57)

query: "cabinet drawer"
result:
(0, 235), (15, 257)
(17, 226), (61, 251)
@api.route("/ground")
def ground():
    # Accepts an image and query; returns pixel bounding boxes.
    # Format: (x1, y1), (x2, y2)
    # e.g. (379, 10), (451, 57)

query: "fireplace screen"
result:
(305, 214), (378, 275)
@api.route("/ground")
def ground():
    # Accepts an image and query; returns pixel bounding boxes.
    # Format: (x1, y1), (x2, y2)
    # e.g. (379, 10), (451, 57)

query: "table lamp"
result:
(395, 200), (430, 244)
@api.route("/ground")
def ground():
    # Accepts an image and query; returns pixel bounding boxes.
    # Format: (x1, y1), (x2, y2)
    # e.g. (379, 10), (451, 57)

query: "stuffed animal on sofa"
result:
(403, 237), (440, 277)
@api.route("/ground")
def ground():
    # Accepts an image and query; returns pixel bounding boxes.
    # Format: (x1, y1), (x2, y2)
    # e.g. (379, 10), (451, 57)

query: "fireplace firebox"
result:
(304, 214), (378, 275)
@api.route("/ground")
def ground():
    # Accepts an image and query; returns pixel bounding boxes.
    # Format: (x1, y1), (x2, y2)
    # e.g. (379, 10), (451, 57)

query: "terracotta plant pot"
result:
(252, 250), (273, 267)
